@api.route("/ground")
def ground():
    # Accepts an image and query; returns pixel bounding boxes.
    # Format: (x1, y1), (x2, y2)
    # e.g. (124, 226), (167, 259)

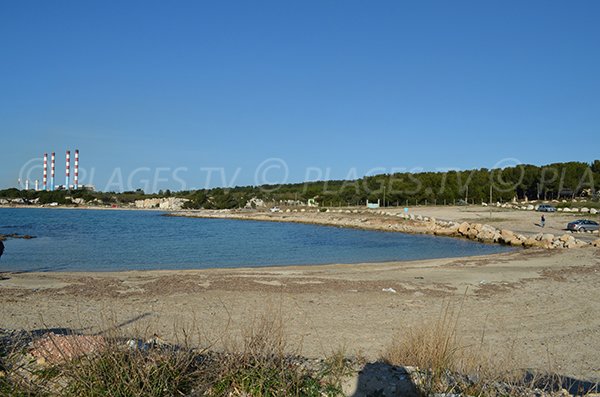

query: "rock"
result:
(500, 229), (514, 241)
(492, 231), (502, 243)
(244, 197), (266, 208)
(467, 225), (481, 239)
(580, 207), (590, 213)
(562, 208), (571, 212)
(557, 208), (563, 212)
(134, 197), (189, 210)
(526, 204), (535, 210)
(434, 227), (457, 237)
(552, 239), (565, 249)
(541, 233), (554, 242)
(458, 222), (470, 235)
(571, 208), (580, 213)
(565, 240), (582, 249)
(29, 333), (107, 364)
(477, 225), (497, 242)
(559, 234), (575, 243)
(591, 208), (598, 215)
(592, 239), (600, 247)
(508, 237), (524, 246)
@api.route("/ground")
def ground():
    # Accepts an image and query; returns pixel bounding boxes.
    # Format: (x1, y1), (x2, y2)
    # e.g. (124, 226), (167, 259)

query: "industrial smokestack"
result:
(65, 150), (71, 189)
(74, 149), (79, 190)
(50, 152), (55, 191)
(25, 180), (30, 190)
(35, 180), (39, 191)
(43, 153), (48, 191)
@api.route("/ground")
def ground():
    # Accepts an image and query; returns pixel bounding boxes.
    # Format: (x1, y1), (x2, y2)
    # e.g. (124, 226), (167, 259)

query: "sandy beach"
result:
(1, 205), (599, 383)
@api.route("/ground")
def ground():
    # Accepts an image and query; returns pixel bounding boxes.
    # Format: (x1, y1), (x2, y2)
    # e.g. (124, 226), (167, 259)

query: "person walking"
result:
(541, 214), (545, 228)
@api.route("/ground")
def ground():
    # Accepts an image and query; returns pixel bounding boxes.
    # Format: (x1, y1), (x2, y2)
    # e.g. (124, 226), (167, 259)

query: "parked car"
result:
(537, 204), (556, 212)
(567, 219), (599, 232)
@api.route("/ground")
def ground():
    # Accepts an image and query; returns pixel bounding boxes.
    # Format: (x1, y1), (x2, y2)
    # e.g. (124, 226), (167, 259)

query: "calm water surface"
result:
(0, 208), (511, 272)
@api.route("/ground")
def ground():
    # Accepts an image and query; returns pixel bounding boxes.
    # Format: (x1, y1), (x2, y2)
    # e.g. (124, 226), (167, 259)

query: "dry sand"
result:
(1, 205), (599, 382)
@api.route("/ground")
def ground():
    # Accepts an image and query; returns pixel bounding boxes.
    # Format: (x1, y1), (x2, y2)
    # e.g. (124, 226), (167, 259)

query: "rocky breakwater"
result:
(427, 220), (592, 249)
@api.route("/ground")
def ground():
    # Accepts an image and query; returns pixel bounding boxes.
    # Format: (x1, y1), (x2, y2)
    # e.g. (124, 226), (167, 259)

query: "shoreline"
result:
(2, 247), (599, 382)
(169, 208), (599, 249)
(3, 203), (598, 251)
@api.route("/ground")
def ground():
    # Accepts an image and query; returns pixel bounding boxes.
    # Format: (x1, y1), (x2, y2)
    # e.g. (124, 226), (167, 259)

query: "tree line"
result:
(2, 160), (599, 209)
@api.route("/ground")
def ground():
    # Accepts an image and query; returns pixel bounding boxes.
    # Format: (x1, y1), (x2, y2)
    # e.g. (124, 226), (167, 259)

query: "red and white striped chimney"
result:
(65, 150), (71, 189)
(74, 149), (79, 189)
(50, 152), (55, 191)
(43, 153), (48, 190)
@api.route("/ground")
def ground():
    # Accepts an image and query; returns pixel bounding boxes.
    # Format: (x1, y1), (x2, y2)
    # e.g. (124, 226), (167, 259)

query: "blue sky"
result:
(1, 1), (599, 192)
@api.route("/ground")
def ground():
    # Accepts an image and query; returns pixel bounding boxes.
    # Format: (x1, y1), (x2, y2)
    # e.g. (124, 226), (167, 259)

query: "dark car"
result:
(567, 219), (599, 232)
(537, 204), (556, 212)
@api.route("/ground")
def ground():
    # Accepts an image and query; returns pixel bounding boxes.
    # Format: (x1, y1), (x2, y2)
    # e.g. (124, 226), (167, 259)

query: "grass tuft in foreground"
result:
(0, 310), (349, 397)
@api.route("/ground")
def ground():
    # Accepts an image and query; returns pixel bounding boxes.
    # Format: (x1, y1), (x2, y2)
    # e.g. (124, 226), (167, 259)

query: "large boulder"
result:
(541, 233), (555, 242)
(477, 224), (498, 242)
(565, 239), (587, 249)
(552, 239), (565, 249)
(592, 239), (600, 247)
(458, 222), (470, 235)
(559, 234), (575, 243)
(580, 207), (590, 213)
(500, 229), (514, 240)
(467, 224), (482, 239)
(433, 227), (457, 237)
(509, 235), (526, 246)
(591, 208), (598, 215)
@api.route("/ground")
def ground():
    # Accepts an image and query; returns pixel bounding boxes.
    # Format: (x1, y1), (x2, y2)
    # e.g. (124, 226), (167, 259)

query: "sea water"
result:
(0, 208), (511, 272)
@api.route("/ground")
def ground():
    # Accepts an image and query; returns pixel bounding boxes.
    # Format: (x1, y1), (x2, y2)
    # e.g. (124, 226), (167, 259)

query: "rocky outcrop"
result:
(244, 197), (266, 209)
(134, 197), (189, 210)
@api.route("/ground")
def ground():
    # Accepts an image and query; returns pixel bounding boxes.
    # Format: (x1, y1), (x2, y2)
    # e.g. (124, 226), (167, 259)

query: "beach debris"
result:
(126, 334), (168, 351)
(382, 287), (397, 293)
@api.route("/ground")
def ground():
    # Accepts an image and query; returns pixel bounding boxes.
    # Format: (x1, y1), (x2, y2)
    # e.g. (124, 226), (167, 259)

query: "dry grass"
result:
(0, 307), (349, 397)
(381, 299), (479, 394)
(380, 299), (600, 396)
